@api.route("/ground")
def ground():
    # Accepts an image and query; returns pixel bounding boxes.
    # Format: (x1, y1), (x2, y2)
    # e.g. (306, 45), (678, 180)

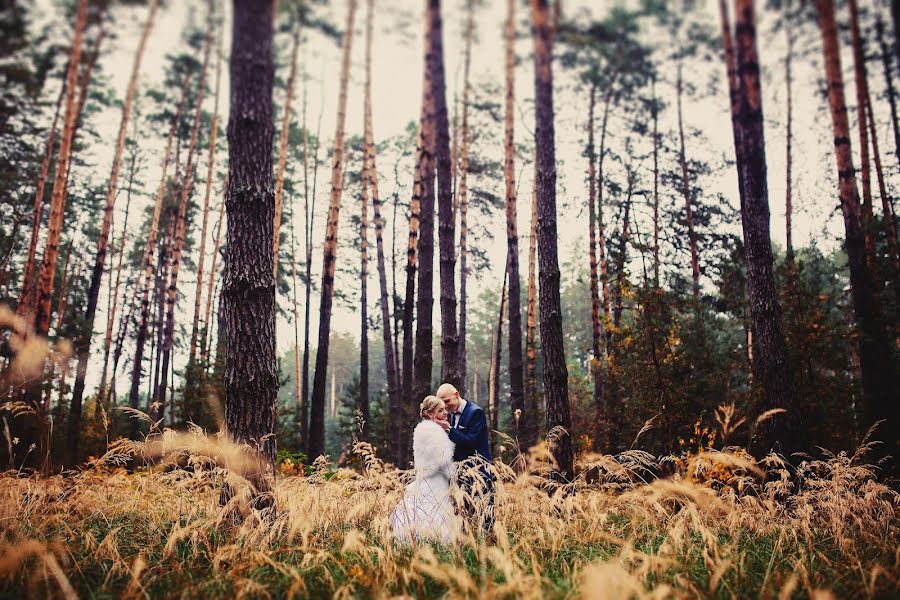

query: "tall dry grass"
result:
(0, 412), (897, 599)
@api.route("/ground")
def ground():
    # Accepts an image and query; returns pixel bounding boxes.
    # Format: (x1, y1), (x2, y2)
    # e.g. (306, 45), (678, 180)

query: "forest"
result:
(0, 0), (898, 597)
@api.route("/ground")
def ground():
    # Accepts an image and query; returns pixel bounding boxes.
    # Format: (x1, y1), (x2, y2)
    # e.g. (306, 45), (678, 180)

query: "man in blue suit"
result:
(436, 383), (494, 536)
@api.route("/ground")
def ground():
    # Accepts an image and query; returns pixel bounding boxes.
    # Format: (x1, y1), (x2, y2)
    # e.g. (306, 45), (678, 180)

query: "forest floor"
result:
(1, 431), (898, 599)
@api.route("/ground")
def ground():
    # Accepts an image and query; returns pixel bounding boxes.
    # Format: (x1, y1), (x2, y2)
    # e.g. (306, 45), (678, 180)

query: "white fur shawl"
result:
(412, 420), (455, 479)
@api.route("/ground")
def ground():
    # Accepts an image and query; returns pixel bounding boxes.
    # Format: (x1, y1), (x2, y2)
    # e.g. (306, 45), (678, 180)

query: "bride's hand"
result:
(434, 418), (451, 432)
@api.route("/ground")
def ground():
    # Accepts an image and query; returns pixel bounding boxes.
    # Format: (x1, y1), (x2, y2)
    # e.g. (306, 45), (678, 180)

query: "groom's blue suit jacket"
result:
(448, 400), (492, 465)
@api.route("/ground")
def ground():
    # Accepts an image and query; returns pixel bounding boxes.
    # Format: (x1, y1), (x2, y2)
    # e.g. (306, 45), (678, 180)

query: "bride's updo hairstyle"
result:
(419, 395), (442, 419)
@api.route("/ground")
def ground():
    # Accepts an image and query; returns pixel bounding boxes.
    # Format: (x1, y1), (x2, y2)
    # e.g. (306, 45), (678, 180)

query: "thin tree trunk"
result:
(272, 20), (301, 280)
(731, 0), (803, 455)
(816, 0), (898, 466)
(676, 62), (702, 315)
(202, 197), (225, 366)
(128, 73), (192, 423)
(489, 266), (508, 442)
(652, 75), (660, 286)
(503, 0), (525, 440)
(66, 0), (156, 463)
(531, 0), (572, 482)
(458, 0), (473, 399)
(156, 9), (214, 424)
(784, 0), (794, 258)
(875, 12), (900, 173)
(190, 19), (224, 364)
(586, 82), (605, 453)
(848, 0), (876, 262)
(18, 82), (65, 319)
(612, 179), (632, 331)
(597, 86), (613, 354)
(224, 0), (278, 493)
(523, 182), (539, 449)
(430, 0), (461, 390)
(364, 0), (398, 446)
(359, 157), (371, 442)
(308, 0), (357, 459)
(867, 90), (900, 288)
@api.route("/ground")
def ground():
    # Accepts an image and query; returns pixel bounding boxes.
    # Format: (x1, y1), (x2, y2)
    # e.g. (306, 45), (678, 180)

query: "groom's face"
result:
(440, 390), (460, 412)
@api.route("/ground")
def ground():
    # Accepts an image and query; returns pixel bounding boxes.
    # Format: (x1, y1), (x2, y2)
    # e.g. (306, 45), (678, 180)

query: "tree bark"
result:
(224, 0), (278, 489)
(531, 0), (572, 482)
(458, 0), (473, 399)
(430, 0), (461, 390)
(784, 0), (793, 258)
(489, 266), (508, 441)
(364, 0), (398, 446)
(503, 0), (525, 440)
(190, 18), (224, 364)
(652, 75), (660, 286)
(730, 0), (803, 455)
(816, 0), (898, 465)
(523, 181), (539, 450)
(848, 0), (876, 262)
(308, 0), (357, 460)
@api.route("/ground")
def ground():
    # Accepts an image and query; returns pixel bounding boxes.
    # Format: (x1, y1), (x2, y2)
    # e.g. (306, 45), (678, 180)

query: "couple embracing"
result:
(389, 383), (495, 544)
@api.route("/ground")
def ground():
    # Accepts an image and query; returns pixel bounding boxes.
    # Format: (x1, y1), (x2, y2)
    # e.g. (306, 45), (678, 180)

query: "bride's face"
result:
(430, 402), (448, 422)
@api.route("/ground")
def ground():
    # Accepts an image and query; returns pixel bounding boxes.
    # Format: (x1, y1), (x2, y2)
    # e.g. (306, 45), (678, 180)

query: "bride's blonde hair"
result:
(419, 395), (443, 419)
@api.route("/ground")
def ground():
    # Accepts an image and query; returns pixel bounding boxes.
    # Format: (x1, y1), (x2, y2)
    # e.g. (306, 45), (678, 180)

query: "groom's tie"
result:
(451, 411), (460, 428)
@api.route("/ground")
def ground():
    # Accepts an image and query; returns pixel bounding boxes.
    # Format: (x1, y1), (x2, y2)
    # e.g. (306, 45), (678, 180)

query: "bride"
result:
(389, 395), (460, 544)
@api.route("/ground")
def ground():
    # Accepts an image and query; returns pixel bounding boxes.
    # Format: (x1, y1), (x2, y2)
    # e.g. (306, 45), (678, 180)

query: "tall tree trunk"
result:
(875, 12), (900, 173)
(412, 0), (438, 463)
(503, 0), (525, 439)
(156, 9), (214, 424)
(676, 62), (702, 315)
(18, 82), (65, 319)
(66, 0), (157, 464)
(400, 127), (424, 465)
(784, 0), (794, 258)
(128, 73), (192, 424)
(816, 0), (898, 466)
(867, 90), (900, 292)
(98, 143), (138, 405)
(523, 182), (539, 449)
(652, 75), (660, 287)
(202, 198), (225, 366)
(848, 0), (877, 262)
(531, 0), (572, 482)
(597, 86), (613, 354)
(272, 20), (301, 280)
(612, 179), (632, 336)
(489, 266), (508, 442)
(32, 0), (87, 338)
(308, 0), (357, 460)
(458, 0), (473, 399)
(190, 19), (224, 364)
(224, 0), (278, 490)
(430, 0), (461, 390)
(729, 0), (803, 455)
(364, 0), (398, 446)
(586, 83), (605, 452)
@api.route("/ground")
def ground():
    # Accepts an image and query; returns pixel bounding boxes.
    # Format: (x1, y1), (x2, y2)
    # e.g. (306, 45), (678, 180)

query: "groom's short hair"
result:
(436, 383), (458, 399)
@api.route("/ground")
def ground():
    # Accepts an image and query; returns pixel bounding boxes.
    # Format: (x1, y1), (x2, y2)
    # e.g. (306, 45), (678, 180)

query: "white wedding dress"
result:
(389, 419), (460, 544)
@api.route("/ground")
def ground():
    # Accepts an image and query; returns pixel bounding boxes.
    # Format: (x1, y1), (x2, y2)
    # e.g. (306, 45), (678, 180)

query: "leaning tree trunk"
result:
(729, 0), (803, 456)
(429, 0), (461, 390)
(866, 90), (900, 297)
(190, 19), (224, 364)
(875, 12), (900, 173)
(128, 73), (192, 427)
(272, 19), (301, 281)
(224, 0), (278, 493)
(308, 0), (357, 460)
(458, 0), (473, 398)
(503, 0), (526, 440)
(364, 0), (398, 446)
(586, 83), (606, 453)
(66, 0), (158, 464)
(531, 0), (572, 482)
(412, 0), (438, 464)
(816, 0), (898, 465)
(157, 10), (213, 424)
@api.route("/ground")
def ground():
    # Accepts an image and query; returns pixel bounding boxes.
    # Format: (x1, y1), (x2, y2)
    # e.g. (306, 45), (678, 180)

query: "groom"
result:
(435, 383), (495, 536)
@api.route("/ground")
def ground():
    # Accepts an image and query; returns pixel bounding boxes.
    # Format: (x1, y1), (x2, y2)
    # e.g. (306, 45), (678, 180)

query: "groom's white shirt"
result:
(452, 399), (467, 428)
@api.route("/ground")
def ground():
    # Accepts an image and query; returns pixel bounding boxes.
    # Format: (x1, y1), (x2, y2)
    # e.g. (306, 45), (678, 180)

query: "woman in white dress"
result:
(389, 395), (460, 544)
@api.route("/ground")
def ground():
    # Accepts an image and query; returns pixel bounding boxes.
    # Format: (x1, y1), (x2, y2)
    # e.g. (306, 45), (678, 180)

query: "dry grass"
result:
(0, 418), (897, 599)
